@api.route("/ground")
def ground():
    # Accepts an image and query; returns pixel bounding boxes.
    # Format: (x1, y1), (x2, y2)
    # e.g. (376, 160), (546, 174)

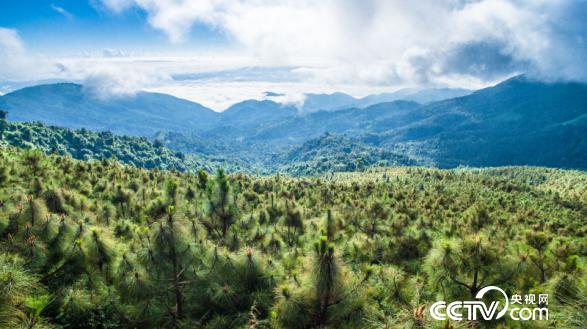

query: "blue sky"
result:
(0, 0), (586, 110)
(0, 0), (228, 53)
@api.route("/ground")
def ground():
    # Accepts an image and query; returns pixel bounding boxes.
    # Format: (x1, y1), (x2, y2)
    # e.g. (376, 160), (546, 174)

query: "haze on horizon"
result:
(0, 0), (586, 111)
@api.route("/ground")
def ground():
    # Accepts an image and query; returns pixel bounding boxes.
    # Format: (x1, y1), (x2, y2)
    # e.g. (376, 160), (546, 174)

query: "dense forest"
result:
(0, 115), (253, 174)
(0, 113), (413, 176)
(0, 146), (585, 328)
(0, 113), (196, 171)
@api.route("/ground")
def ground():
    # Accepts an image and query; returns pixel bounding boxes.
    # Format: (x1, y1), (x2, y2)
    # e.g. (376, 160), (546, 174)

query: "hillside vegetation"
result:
(0, 147), (585, 328)
(275, 133), (416, 176)
(0, 114), (414, 176)
(157, 76), (587, 171)
(0, 118), (206, 172)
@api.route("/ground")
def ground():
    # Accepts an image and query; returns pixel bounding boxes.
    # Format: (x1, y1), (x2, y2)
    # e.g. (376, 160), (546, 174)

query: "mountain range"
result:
(1, 75), (586, 173)
(0, 84), (470, 136)
(299, 87), (472, 113)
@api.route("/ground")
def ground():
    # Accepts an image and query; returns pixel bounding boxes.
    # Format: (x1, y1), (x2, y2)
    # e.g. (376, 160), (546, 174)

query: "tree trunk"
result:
(167, 213), (183, 326)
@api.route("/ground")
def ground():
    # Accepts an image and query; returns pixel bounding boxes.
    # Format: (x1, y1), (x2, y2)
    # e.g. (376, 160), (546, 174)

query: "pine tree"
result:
(274, 214), (367, 328)
(526, 231), (550, 283)
(425, 235), (522, 299)
(144, 205), (195, 327)
(0, 254), (44, 327)
(207, 169), (239, 239)
(283, 201), (303, 247)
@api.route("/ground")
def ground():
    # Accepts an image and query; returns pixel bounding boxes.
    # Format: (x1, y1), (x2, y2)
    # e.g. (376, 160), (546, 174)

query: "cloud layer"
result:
(100, 0), (587, 84)
(1, 1), (586, 109)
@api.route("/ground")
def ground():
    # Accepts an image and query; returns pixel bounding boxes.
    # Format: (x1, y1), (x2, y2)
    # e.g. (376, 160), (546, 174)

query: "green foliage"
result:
(0, 148), (585, 328)
(0, 120), (208, 172)
(0, 254), (45, 328)
(277, 133), (416, 176)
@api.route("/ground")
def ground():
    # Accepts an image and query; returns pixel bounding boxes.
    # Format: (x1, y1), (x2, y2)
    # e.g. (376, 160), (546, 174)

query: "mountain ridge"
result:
(2, 76), (586, 172)
(0, 83), (218, 137)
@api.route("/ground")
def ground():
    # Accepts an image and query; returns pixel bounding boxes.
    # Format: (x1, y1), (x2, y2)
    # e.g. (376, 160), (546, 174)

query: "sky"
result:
(0, 0), (586, 111)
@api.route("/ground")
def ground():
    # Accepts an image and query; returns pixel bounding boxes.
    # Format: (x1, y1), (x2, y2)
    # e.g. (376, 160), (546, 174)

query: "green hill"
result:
(275, 133), (416, 176)
(0, 116), (207, 172)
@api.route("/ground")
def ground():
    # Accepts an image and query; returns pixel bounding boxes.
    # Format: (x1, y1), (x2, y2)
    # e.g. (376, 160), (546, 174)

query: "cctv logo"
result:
(430, 286), (548, 321)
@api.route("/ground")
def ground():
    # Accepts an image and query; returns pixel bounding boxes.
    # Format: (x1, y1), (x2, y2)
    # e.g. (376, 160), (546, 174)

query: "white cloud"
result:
(0, 28), (65, 81)
(0, 28), (29, 80)
(99, 0), (587, 84)
(82, 67), (171, 99)
(51, 4), (74, 19)
(2, 1), (586, 111)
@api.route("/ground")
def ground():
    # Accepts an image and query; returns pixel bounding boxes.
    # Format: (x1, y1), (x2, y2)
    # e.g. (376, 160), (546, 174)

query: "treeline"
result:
(1, 114), (404, 176)
(0, 147), (585, 328)
(276, 133), (415, 176)
(0, 112), (207, 172)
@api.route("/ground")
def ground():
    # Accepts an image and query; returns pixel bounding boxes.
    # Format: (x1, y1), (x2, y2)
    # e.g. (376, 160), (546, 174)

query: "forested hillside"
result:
(0, 147), (585, 328)
(0, 115), (207, 172)
(153, 76), (587, 171)
(275, 133), (416, 176)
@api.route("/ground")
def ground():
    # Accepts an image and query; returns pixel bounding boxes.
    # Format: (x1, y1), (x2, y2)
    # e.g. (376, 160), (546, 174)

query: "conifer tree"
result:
(207, 169), (239, 239)
(283, 201), (303, 246)
(425, 235), (522, 299)
(526, 231), (550, 283)
(274, 213), (367, 328)
(144, 205), (195, 327)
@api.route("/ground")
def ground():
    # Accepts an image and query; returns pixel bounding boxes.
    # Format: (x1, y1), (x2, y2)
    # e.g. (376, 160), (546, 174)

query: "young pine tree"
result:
(207, 169), (239, 239)
(274, 213), (367, 328)
(143, 205), (196, 327)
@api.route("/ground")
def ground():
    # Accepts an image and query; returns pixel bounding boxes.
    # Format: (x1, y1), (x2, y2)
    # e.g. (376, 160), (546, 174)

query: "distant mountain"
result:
(221, 99), (297, 128)
(371, 75), (587, 169)
(300, 88), (472, 112)
(0, 83), (219, 137)
(302, 92), (359, 112)
(216, 76), (587, 170)
(2, 77), (586, 172)
(250, 100), (421, 143)
(0, 83), (471, 138)
(358, 88), (472, 106)
(469, 76), (587, 169)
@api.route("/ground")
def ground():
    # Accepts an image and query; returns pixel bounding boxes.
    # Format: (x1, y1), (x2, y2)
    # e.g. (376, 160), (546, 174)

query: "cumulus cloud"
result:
(0, 28), (164, 97)
(83, 67), (170, 99)
(0, 28), (30, 80)
(100, 0), (587, 84)
(3, 1), (587, 109)
(0, 28), (63, 81)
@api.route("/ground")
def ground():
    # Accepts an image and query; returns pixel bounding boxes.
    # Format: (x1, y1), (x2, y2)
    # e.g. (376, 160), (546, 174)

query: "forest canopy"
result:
(0, 147), (585, 328)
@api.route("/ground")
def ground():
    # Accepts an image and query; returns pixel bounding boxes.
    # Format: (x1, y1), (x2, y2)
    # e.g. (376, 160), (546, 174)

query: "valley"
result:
(2, 75), (586, 175)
